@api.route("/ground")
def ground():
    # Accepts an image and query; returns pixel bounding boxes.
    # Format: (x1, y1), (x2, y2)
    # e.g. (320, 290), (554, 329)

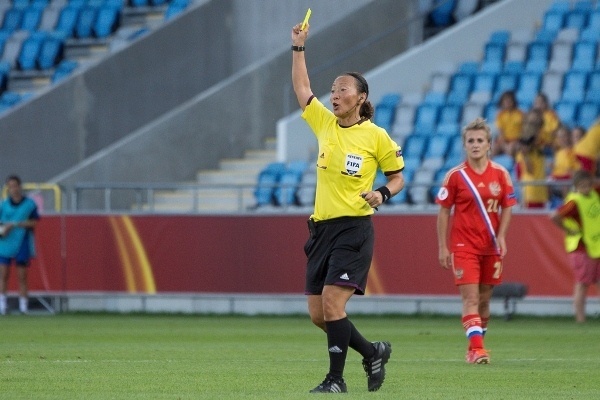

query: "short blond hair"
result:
(462, 117), (492, 143)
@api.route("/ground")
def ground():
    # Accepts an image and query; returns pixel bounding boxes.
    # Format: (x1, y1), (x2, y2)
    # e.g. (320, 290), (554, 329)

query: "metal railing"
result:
(12, 179), (571, 215)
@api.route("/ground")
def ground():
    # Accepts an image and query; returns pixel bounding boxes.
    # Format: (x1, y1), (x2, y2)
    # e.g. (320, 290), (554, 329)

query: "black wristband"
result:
(375, 186), (392, 203)
(291, 45), (305, 52)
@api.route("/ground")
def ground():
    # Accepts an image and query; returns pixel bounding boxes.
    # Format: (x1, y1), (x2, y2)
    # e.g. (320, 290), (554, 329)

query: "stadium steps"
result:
(144, 139), (277, 213)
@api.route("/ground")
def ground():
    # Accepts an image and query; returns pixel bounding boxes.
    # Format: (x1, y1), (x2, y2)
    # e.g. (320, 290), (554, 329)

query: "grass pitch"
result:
(1, 313), (599, 399)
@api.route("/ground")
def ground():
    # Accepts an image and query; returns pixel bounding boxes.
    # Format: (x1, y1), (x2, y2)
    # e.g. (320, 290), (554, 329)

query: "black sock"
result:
(348, 320), (376, 359)
(325, 317), (351, 379)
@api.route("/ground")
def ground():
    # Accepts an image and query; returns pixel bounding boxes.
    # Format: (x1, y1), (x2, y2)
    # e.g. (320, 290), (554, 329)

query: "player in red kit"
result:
(436, 118), (517, 364)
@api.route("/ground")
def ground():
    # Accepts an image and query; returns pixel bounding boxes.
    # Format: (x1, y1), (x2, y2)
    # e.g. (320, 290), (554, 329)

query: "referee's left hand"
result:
(360, 191), (382, 209)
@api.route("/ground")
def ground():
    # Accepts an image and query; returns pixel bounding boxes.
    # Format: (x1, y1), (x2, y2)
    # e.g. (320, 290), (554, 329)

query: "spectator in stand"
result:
(532, 93), (560, 154)
(514, 109), (548, 208)
(549, 125), (579, 205)
(550, 170), (600, 323)
(571, 126), (585, 145)
(494, 90), (524, 157)
(574, 119), (600, 177)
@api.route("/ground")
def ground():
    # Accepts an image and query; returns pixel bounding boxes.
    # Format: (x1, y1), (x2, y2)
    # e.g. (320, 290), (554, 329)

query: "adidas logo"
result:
(340, 273), (349, 280)
(328, 346), (343, 353)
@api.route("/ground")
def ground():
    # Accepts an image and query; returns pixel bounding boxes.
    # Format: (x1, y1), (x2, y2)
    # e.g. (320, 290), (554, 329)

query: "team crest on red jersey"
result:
(489, 182), (501, 196)
(454, 268), (464, 279)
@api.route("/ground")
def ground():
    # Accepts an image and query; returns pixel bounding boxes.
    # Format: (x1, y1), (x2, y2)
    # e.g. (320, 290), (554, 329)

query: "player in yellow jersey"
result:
(291, 21), (404, 394)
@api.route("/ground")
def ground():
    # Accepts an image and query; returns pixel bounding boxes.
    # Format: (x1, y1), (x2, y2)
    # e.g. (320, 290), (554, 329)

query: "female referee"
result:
(291, 21), (405, 394)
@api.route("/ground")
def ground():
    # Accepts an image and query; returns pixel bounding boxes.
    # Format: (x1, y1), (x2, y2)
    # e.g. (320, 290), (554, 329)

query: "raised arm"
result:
(291, 23), (313, 110)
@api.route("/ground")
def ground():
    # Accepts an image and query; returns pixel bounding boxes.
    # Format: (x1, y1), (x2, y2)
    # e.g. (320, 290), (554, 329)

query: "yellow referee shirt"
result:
(302, 98), (404, 221)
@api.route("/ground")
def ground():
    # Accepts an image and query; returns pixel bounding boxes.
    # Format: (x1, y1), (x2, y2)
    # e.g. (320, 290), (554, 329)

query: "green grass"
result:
(1, 313), (599, 399)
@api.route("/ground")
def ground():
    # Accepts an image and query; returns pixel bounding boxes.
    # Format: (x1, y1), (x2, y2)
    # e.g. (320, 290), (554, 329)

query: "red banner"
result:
(10, 214), (590, 297)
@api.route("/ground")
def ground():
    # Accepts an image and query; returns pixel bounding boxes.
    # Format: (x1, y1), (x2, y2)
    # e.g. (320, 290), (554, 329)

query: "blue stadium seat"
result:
(458, 61), (479, 76)
(55, 6), (81, 37)
(574, 0), (594, 12)
(254, 162), (286, 207)
(438, 104), (462, 125)
(525, 58), (548, 74)
(75, 6), (99, 39)
(37, 33), (65, 70)
(480, 59), (503, 74)
(401, 155), (422, 174)
(17, 32), (46, 71)
(561, 70), (588, 102)
(429, 0), (456, 27)
(580, 27), (600, 42)
(51, 59), (78, 83)
(422, 91), (446, 106)
(577, 102), (598, 128)
(585, 71), (600, 101)
(492, 154), (514, 171)
(549, 0), (571, 13)
(414, 104), (440, 134)
(424, 134), (451, 159)
(443, 153), (463, 169)
(555, 101), (579, 126)
(484, 42), (505, 63)
(488, 30), (510, 45)
(20, 6), (43, 31)
(448, 73), (472, 102)
(402, 135), (428, 159)
(1, 8), (24, 33)
(274, 169), (303, 207)
(587, 10), (600, 31)
(527, 41), (551, 61)
(534, 29), (557, 43)
(565, 10), (588, 30)
(571, 41), (597, 72)
(93, 6), (120, 38)
(503, 60), (524, 74)
(435, 122), (460, 137)
(374, 105), (395, 132)
(473, 72), (497, 93)
(493, 73), (519, 101)
(130, 0), (150, 6)
(447, 134), (464, 159)
(542, 10), (566, 32)
(165, 0), (190, 20)
(378, 93), (402, 108)
(516, 72), (542, 102)
(429, 167), (451, 203)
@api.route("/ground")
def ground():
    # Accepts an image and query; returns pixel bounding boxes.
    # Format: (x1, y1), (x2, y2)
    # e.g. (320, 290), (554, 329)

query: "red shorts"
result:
(568, 250), (600, 285)
(451, 252), (503, 286)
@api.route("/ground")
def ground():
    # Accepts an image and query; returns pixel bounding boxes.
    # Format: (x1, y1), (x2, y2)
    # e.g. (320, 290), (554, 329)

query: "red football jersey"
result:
(436, 161), (517, 255)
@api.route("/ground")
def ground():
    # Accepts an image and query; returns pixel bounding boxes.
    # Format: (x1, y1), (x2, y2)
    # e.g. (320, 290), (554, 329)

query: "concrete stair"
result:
(144, 140), (278, 213)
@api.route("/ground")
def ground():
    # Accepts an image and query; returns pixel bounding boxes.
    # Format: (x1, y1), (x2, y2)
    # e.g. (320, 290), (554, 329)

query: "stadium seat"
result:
(438, 104), (461, 125)
(20, 6), (43, 31)
(574, 0), (594, 12)
(461, 102), (484, 125)
(480, 59), (503, 74)
(55, 6), (81, 37)
(254, 162), (286, 207)
(1, 8), (24, 33)
(571, 41), (597, 72)
(527, 41), (551, 62)
(17, 32), (46, 71)
(37, 33), (65, 70)
(273, 170), (302, 207)
(38, 5), (62, 31)
(75, 6), (99, 39)
(534, 29), (557, 44)
(516, 72), (542, 105)
(488, 30), (510, 45)
(555, 101), (579, 126)
(525, 58), (548, 74)
(484, 42), (505, 63)
(93, 5), (120, 38)
(422, 91), (446, 106)
(564, 10), (588, 30)
(577, 102), (598, 129)
(429, 167), (451, 203)
(401, 155), (421, 174)
(130, 0), (150, 6)
(435, 122), (460, 137)
(493, 73), (518, 101)
(424, 134), (451, 159)
(52, 59), (78, 83)
(402, 135), (428, 159)
(374, 104), (395, 132)
(447, 134), (464, 159)
(428, 0), (456, 27)
(550, 42), (573, 64)
(409, 168), (435, 205)
(555, 27), (580, 43)
(503, 60), (524, 74)
(447, 73), (472, 103)
(472, 72), (497, 94)
(542, 10), (566, 33)
(579, 27), (600, 43)
(1, 32), (30, 68)
(458, 61), (479, 76)
(165, 0), (190, 20)
(561, 70), (588, 102)
(587, 10), (600, 31)
(492, 154), (514, 171)
(414, 104), (440, 134)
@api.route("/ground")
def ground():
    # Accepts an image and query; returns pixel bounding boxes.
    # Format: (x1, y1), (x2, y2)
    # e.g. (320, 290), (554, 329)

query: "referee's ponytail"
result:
(344, 71), (374, 121)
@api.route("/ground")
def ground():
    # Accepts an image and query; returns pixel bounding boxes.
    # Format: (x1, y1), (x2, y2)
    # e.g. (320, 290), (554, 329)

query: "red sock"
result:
(462, 314), (484, 350)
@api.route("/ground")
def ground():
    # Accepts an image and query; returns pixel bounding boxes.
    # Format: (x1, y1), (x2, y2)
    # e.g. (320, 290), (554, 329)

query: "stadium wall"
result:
(12, 213), (597, 316)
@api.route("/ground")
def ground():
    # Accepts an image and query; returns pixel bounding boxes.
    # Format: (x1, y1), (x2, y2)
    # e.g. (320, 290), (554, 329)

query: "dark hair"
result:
(343, 71), (374, 120)
(5, 175), (21, 185)
(573, 170), (592, 186)
(497, 90), (516, 108)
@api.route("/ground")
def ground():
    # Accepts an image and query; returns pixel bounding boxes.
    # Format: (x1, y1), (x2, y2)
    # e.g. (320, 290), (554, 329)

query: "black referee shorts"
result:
(304, 216), (374, 296)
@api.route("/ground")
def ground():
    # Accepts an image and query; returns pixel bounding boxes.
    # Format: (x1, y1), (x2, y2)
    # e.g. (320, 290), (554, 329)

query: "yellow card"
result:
(301, 8), (312, 30)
